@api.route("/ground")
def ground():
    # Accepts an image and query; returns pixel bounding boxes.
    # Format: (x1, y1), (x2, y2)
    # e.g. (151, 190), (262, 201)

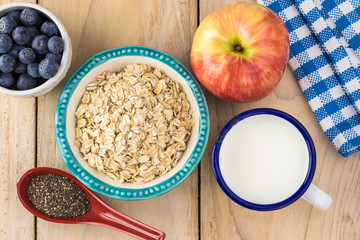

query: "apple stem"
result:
(235, 45), (242, 52)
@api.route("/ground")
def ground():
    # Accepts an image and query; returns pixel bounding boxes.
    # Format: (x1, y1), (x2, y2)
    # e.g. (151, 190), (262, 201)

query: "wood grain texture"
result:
(1, 0), (359, 239)
(199, 1), (360, 240)
(0, 1), (36, 240)
(0, 96), (36, 240)
(36, 0), (198, 239)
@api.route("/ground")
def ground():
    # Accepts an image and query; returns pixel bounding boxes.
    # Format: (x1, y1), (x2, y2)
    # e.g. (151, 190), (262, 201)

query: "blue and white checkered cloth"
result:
(259, 0), (360, 157)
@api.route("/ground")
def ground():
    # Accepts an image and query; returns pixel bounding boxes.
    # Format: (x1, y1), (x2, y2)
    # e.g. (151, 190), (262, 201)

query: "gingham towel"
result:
(258, 0), (360, 157)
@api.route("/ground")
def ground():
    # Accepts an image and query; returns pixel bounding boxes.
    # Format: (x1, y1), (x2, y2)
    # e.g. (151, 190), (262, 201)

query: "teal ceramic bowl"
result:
(55, 46), (210, 200)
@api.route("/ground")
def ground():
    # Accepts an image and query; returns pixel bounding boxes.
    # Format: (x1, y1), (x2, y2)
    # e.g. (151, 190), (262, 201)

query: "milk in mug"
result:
(219, 114), (309, 204)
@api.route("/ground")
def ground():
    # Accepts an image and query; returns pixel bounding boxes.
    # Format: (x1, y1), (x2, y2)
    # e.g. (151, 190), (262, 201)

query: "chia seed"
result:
(26, 174), (91, 218)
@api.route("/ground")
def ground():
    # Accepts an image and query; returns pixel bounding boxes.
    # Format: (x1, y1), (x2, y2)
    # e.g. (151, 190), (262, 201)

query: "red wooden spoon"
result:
(17, 167), (165, 240)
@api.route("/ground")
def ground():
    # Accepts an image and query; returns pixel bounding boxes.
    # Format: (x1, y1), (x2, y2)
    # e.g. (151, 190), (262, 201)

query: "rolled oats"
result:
(74, 64), (194, 184)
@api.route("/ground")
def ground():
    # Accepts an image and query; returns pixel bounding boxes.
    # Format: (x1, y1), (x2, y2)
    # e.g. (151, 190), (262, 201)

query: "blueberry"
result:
(12, 26), (30, 45)
(0, 72), (14, 87)
(32, 35), (48, 54)
(48, 36), (64, 53)
(20, 8), (38, 27)
(27, 26), (39, 42)
(8, 44), (23, 59)
(14, 61), (27, 74)
(40, 21), (59, 37)
(27, 62), (40, 78)
(0, 16), (17, 35)
(7, 10), (21, 25)
(19, 47), (36, 64)
(0, 54), (16, 73)
(45, 52), (61, 62)
(0, 33), (13, 53)
(39, 58), (59, 79)
(17, 73), (37, 90)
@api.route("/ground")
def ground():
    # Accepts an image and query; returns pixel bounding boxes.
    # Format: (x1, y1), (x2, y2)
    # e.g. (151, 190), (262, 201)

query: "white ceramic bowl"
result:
(0, 2), (72, 97)
(55, 46), (210, 200)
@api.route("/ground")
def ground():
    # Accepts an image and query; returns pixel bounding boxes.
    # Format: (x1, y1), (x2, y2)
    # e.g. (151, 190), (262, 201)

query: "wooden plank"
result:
(0, 96), (36, 240)
(199, 1), (360, 239)
(36, 0), (198, 239)
(0, 1), (37, 239)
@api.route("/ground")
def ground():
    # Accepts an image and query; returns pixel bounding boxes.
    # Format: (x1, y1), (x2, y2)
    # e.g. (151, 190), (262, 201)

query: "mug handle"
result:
(301, 184), (332, 210)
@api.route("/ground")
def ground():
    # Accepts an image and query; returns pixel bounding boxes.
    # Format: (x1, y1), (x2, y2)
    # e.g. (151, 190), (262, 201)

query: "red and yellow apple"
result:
(191, 3), (290, 102)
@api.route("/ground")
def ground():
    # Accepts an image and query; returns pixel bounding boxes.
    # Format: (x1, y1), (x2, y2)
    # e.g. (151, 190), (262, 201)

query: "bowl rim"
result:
(55, 45), (210, 200)
(212, 108), (316, 211)
(0, 2), (72, 97)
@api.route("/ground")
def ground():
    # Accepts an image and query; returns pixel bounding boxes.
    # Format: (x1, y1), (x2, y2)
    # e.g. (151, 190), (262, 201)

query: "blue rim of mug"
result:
(212, 108), (316, 211)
